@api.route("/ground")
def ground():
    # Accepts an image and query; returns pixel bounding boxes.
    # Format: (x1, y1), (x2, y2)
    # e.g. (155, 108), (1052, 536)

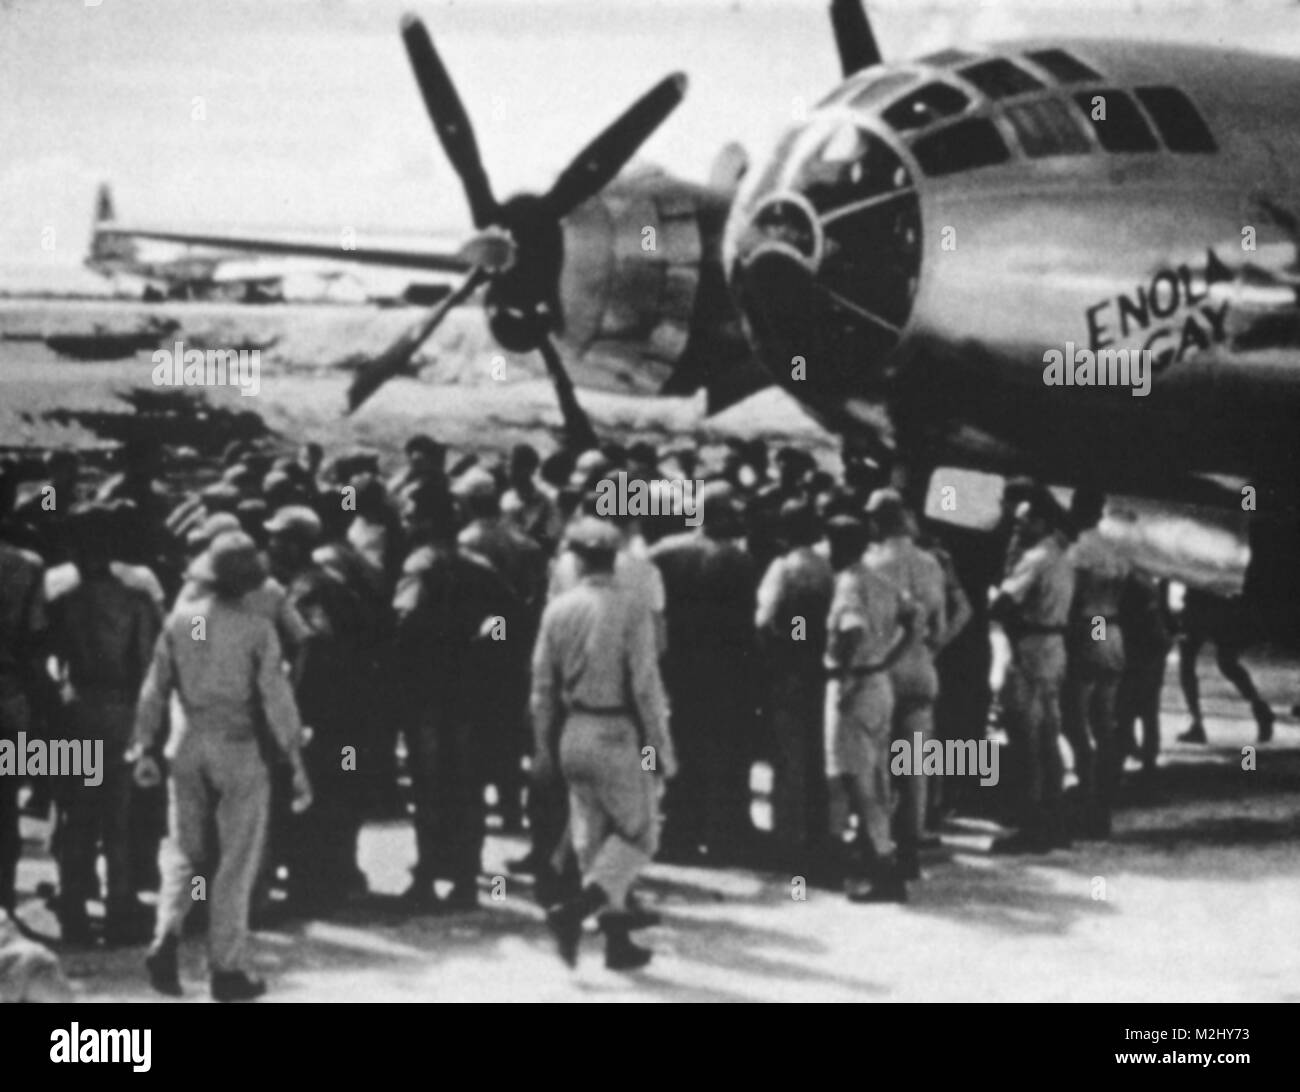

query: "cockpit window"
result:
(911, 117), (1011, 176)
(818, 70), (915, 110)
(957, 58), (1044, 100)
(1024, 49), (1102, 84)
(788, 122), (912, 214)
(1074, 90), (1159, 152)
(917, 48), (976, 67)
(1004, 99), (1092, 157)
(844, 72), (918, 112)
(1135, 86), (1217, 153)
(883, 82), (970, 132)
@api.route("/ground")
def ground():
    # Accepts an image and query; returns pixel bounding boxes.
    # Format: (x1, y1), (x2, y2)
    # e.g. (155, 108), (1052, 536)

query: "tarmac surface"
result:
(11, 647), (1300, 1003)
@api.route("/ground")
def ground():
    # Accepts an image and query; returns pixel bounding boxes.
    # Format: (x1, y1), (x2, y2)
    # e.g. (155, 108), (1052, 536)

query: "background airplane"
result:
(87, 182), (462, 305)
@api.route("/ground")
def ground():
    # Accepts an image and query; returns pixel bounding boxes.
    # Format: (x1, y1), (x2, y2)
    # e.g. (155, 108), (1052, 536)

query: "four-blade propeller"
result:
(348, 13), (687, 451)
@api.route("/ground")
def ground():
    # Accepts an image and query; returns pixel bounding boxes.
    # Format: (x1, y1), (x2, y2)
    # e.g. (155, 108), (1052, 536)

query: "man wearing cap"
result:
(650, 483), (758, 863)
(266, 505), (369, 906)
(755, 500), (834, 875)
(823, 515), (916, 902)
(1061, 489), (1130, 840)
(990, 488), (1076, 854)
(455, 466), (545, 832)
(533, 517), (675, 970)
(134, 531), (311, 1001)
(518, 496), (668, 885)
(388, 433), (449, 511)
(46, 505), (160, 944)
(501, 443), (562, 554)
(863, 489), (948, 880)
(393, 484), (517, 911)
(176, 515), (310, 661)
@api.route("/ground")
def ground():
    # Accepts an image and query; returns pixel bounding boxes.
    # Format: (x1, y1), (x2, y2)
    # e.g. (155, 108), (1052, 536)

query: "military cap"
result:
(186, 511), (242, 549)
(564, 516), (622, 556)
(189, 531), (267, 599)
(451, 466), (497, 500)
(264, 504), (323, 543)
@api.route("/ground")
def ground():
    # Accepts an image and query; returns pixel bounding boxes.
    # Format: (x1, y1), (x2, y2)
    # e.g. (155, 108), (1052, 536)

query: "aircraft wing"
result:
(93, 225), (475, 275)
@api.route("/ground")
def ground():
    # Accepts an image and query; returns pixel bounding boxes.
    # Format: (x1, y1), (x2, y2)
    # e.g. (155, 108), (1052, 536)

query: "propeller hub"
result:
(484, 194), (565, 352)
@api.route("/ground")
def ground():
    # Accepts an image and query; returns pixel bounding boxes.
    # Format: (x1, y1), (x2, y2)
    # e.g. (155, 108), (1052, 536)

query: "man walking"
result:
(533, 518), (675, 970)
(134, 532), (311, 1001)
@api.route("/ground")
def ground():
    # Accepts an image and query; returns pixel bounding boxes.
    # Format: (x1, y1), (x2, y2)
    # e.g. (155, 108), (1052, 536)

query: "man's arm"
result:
(529, 607), (562, 776)
(935, 553), (973, 652)
(255, 623), (304, 759)
(627, 607), (675, 778)
(754, 556), (784, 635)
(132, 627), (175, 755)
(878, 594), (918, 673)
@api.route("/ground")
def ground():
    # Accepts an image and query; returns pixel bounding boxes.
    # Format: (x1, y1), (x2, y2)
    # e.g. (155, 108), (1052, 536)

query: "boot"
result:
(896, 846), (921, 882)
(845, 857), (908, 903)
(104, 900), (153, 947)
(439, 879), (480, 913)
(211, 970), (266, 1002)
(145, 934), (182, 996)
(1177, 721), (1207, 744)
(58, 905), (93, 946)
(990, 829), (1052, 855)
(398, 878), (439, 912)
(601, 913), (654, 971)
(622, 891), (661, 930)
(545, 883), (608, 967)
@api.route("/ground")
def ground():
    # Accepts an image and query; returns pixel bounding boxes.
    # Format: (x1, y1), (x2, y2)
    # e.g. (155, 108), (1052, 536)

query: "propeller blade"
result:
(346, 267), (488, 413)
(544, 72), (688, 218)
(829, 0), (881, 76)
(400, 14), (498, 227)
(536, 337), (599, 451)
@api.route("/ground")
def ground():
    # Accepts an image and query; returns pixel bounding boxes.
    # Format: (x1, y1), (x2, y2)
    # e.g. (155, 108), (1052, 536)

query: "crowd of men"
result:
(0, 431), (1283, 995)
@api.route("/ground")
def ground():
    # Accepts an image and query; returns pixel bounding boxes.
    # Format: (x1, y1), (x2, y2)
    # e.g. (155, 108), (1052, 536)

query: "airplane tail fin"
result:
(94, 182), (116, 225)
(87, 182), (137, 271)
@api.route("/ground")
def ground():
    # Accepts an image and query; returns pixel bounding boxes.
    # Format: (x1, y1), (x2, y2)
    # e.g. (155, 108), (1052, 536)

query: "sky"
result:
(3, 0), (1298, 288)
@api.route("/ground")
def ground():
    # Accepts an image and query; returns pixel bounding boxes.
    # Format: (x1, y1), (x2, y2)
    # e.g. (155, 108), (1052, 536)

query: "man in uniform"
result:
(1176, 588), (1277, 744)
(393, 484), (517, 912)
(456, 467), (545, 833)
(650, 485), (758, 863)
(501, 443), (563, 555)
(266, 505), (370, 908)
(824, 515), (915, 902)
(755, 500), (834, 876)
(533, 518), (675, 970)
(863, 490), (949, 879)
(990, 488), (1075, 854)
(47, 505), (160, 944)
(1062, 489), (1130, 839)
(134, 532), (311, 1001)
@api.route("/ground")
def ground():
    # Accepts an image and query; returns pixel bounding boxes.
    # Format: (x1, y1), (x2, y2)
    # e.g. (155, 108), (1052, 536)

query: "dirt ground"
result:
(6, 651), (1298, 1004)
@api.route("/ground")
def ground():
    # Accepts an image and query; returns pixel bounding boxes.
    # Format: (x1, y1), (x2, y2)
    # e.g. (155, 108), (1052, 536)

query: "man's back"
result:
(51, 573), (158, 696)
(826, 562), (910, 674)
(532, 576), (670, 758)
(756, 546), (833, 657)
(651, 532), (756, 668)
(138, 592), (299, 755)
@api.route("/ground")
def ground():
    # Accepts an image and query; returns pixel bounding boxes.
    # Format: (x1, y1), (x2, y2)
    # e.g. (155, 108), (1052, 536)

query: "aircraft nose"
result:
(725, 116), (922, 397)
(729, 192), (824, 275)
